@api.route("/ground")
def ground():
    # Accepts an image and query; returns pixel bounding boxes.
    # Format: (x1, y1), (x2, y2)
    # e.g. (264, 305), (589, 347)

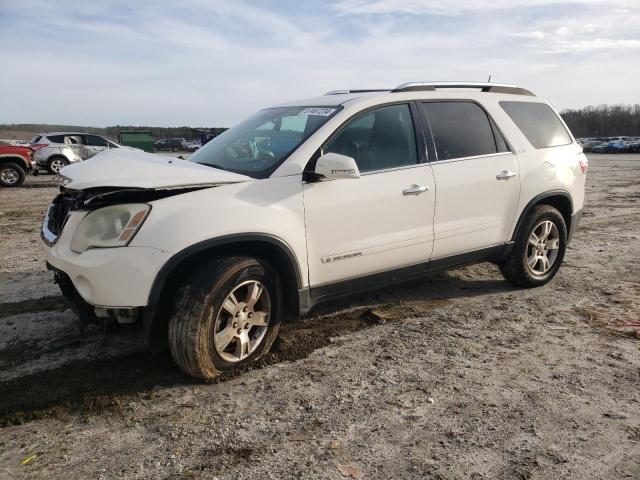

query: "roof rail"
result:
(391, 82), (535, 96)
(324, 89), (389, 96)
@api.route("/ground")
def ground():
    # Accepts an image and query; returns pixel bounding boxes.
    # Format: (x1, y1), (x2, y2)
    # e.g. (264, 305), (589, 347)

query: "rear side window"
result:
(500, 101), (572, 148)
(46, 135), (65, 144)
(422, 102), (508, 161)
(31, 135), (42, 143)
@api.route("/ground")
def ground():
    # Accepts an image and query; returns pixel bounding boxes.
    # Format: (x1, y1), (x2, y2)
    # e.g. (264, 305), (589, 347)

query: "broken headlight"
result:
(70, 203), (150, 253)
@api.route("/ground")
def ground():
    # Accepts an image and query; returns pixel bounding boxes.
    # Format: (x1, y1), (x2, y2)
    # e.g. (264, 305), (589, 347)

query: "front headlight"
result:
(70, 203), (150, 253)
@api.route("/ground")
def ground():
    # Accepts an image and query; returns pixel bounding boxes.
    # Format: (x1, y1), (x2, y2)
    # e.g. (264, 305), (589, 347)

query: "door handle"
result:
(496, 170), (517, 180)
(403, 184), (429, 195)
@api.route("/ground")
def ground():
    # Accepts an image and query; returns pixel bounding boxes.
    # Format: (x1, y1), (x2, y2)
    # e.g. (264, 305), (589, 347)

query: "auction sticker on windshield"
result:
(299, 107), (336, 116)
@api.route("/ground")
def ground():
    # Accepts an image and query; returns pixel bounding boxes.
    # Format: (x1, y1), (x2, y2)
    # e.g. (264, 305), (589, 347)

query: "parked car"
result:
(0, 144), (37, 187)
(31, 132), (125, 174)
(154, 138), (184, 152)
(185, 140), (201, 152)
(42, 81), (586, 380)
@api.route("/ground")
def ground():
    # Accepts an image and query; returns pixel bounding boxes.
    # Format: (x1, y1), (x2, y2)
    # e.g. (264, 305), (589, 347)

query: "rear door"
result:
(420, 101), (520, 259)
(303, 103), (436, 288)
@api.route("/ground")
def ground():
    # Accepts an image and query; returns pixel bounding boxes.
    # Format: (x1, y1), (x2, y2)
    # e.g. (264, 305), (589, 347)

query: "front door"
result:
(303, 103), (436, 288)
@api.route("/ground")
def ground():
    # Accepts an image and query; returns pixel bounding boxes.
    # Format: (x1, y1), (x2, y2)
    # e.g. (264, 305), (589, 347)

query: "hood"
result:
(59, 148), (251, 190)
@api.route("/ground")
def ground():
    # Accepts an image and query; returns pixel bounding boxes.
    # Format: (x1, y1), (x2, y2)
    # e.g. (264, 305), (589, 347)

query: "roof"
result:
(272, 81), (538, 109)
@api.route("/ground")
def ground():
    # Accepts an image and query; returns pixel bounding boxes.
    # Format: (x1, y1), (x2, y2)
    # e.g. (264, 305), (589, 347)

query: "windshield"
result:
(188, 106), (341, 178)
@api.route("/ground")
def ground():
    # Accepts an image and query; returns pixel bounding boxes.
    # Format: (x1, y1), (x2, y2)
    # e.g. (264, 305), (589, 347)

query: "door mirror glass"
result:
(315, 152), (360, 180)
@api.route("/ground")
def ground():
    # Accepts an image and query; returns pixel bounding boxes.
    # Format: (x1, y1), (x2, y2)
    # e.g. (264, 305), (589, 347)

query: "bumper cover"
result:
(568, 209), (583, 242)
(44, 242), (173, 308)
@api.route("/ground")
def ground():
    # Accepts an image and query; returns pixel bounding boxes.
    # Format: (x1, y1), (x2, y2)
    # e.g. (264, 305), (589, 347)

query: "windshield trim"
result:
(188, 105), (343, 179)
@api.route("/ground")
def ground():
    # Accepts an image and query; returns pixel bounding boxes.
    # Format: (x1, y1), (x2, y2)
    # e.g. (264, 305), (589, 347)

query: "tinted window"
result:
(85, 135), (108, 146)
(46, 135), (65, 144)
(422, 102), (502, 160)
(31, 135), (42, 144)
(325, 104), (417, 172)
(500, 101), (572, 148)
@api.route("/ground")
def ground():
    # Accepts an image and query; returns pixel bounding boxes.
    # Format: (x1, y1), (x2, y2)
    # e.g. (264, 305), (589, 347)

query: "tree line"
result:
(559, 104), (640, 138)
(2, 104), (639, 141)
(0, 124), (227, 141)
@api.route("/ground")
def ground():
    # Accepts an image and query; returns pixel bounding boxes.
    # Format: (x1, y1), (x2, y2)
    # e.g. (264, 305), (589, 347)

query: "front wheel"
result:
(0, 162), (26, 187)
(499, 205), (567, 288)
(168, 256), (282, 379)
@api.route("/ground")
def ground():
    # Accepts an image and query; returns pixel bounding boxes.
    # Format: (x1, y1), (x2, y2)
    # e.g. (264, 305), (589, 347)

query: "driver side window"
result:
(324, 104), (417, 173)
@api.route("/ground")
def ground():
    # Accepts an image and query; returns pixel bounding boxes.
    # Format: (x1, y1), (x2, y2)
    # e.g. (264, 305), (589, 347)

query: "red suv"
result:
(0, 145), (37, 187)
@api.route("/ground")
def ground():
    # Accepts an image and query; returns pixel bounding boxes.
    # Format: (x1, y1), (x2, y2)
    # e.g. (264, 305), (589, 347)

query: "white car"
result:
(42, 82), (587, 379)
(31, 132), (133, 174)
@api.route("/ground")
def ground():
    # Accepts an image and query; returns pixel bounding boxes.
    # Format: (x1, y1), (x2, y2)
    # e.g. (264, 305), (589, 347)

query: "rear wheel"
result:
(168, 256), (282, 379)
(499, 205), (567, 287)
(0, 162), (26, 187)
(47, 157), (68, 174)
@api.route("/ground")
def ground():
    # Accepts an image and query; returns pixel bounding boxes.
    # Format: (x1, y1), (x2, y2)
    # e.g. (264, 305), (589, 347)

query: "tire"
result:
(0, 162), (26, 187)
(47, 157), (68, 174)
(169, 256), (282, 379)
(499, 205), (567, 288)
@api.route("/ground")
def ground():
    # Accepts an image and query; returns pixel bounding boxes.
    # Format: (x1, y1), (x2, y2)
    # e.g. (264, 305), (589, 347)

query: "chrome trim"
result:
(360, 162), (430, 176)
(429, 151), (514, 165)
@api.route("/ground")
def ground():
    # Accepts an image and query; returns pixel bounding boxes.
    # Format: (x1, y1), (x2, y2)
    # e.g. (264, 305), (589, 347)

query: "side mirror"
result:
(314, 152), (360, 180)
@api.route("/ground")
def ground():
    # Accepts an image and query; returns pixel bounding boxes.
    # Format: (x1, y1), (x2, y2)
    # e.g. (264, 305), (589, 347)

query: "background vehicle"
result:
(31, 132), (124, 174)
(0, 144), (36, 187)
(42, 82), (587, 380)
(185, 140), (201, 152)
(154, 138), (184, 152)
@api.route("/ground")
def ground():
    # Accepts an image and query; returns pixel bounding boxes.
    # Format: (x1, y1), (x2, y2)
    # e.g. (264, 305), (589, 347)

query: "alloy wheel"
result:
(526, 220), (560, 276)
(213, 280), (271, 363)
(50, 159), (66, 173)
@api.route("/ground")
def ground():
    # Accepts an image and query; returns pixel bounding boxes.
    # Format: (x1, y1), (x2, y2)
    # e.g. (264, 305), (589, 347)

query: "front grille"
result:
(42, 192), (81, 245)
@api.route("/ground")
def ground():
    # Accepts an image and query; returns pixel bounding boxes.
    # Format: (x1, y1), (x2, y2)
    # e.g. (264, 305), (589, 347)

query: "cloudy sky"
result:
(0, 0), (638, 127)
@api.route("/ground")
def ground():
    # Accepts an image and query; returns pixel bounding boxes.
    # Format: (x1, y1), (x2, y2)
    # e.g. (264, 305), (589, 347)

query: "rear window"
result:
(500, 101), (572, 148)
(422, 101), (509, 161)
(31, 135), (42, 144)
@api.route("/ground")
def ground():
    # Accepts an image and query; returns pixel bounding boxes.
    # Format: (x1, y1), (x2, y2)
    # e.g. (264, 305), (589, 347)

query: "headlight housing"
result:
(70, 203), (150, 253)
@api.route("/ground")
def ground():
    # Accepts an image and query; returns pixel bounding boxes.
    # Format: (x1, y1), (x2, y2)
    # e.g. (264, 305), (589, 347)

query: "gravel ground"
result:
(0, 154), (639, 479)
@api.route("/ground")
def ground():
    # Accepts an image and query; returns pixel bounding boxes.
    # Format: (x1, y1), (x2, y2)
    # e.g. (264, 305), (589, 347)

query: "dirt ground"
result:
(0, 154), (639, 479)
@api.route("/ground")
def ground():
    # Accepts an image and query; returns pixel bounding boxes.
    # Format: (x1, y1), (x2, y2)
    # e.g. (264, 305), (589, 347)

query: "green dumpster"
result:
(118, 131), (155, 153)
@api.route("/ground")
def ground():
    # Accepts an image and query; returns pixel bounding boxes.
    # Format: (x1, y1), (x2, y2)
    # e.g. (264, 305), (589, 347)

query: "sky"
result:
(0, 0), (639, 127)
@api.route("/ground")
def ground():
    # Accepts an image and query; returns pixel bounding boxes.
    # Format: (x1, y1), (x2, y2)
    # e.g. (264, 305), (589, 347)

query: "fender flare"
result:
(510, 189), (573, 241)
(0, 154), (29, 171)
(146, 233), (303, 307)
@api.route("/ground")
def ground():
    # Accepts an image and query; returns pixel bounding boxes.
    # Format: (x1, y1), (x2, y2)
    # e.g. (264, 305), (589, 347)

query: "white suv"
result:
(31, 132), (127, 174)
(42, 82), (587, 379)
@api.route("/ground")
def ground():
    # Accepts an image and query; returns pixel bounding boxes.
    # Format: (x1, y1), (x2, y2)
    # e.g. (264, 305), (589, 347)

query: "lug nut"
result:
(243, 307), (248, 313)
(233, 322), (238, 328)
(248, 312), (253, 318)
(237, 328), (242, 334)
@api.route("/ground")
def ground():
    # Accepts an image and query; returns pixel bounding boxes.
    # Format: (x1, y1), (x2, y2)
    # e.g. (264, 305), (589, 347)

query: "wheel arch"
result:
(47, 154), (69, 163)
(144, 233), (303, 348)
(0, 155), (28, 171)
(511, 190), (573, 241)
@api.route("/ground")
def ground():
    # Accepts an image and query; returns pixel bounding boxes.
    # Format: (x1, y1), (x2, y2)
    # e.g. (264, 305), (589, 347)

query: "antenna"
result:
(487, 74), (492, 82)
